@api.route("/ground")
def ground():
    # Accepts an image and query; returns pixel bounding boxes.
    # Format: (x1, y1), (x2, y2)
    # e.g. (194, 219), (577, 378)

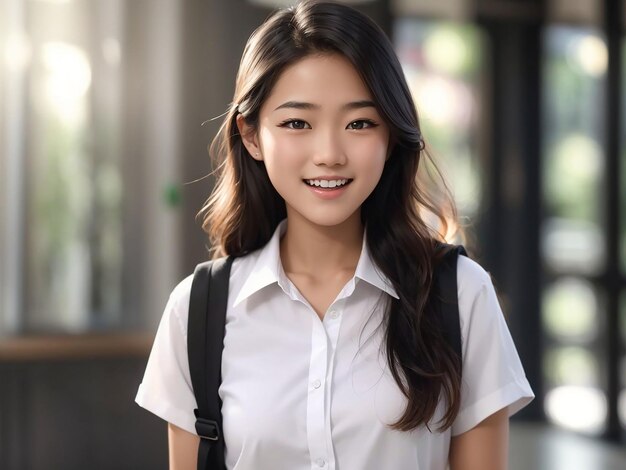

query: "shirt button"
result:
(329, 310), (339, 319)
(315, 458), (326, 467)
(312, 379), (321, 389)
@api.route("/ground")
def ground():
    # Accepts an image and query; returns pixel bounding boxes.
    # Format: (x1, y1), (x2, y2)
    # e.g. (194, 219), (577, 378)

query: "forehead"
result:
(262, 53), (374, 112)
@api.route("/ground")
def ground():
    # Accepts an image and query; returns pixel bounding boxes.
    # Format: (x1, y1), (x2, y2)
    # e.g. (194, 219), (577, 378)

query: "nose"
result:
(312, 128), (347, 167)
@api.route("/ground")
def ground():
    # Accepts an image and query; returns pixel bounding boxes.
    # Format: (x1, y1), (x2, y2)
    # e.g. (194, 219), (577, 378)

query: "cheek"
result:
(258, 128), (304, 172)
(352, 137), (388, 175)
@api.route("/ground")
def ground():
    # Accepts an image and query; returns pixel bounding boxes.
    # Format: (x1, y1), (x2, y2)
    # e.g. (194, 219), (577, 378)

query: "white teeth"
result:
(304, 179), (349, 188)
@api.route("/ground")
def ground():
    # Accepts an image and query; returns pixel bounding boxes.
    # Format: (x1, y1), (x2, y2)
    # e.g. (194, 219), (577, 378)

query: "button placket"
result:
(320, 299), (346, 470)
(306, 314), (331, 470)
(324, 299), (345, 353)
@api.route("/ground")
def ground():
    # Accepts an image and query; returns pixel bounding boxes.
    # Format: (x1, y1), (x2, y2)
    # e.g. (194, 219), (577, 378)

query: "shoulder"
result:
(168, 254), (254, 305)
(169, 273), (194, 307)
(163, 273), (194, 336)
(456, 254), (493, 296)
(450, 253), (535, 434)
(165, 254), (258, 330)
(455, 253), (503, 329)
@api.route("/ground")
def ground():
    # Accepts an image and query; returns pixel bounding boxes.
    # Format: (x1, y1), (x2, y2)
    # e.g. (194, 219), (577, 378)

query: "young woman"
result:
(136, 1), (534, 469)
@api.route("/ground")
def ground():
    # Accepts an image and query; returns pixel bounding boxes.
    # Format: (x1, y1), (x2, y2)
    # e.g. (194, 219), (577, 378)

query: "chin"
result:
(288, 205), (362, 229)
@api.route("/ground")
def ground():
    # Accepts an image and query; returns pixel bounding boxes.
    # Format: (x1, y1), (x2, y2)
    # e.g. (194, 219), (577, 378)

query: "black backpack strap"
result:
(187, 256), (234, 470)
(433, 244), (467, 372)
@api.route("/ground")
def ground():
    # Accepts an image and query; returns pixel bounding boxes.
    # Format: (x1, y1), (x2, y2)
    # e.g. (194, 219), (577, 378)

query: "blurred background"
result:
(0, 0), (625, 468)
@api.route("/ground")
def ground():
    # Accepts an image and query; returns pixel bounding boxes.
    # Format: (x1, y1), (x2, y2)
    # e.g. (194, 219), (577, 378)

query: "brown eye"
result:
(347, 119), (376, 130)
(280, 119), (310, 130)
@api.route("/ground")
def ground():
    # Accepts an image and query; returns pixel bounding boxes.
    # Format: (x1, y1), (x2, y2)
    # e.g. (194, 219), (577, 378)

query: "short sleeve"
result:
(451, 256), (535, 436)
(135, 274), (198, 434)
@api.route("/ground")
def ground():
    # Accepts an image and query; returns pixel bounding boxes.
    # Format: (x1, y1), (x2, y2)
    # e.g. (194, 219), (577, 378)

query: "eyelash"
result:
(278, 119), (378, 130)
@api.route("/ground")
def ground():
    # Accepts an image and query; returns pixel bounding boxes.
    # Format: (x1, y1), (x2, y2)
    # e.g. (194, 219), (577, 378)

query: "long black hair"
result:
(200, 0), (463, 432)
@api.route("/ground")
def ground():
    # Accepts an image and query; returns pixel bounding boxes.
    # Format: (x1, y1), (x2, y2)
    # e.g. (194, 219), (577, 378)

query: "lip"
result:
(303, 178), (352, 200)
(304, 175), (352, 181)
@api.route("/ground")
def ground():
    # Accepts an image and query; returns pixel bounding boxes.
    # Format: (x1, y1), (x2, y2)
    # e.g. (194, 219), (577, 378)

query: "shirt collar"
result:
(232, 219), (288, 307)
(232, 219), (399, 307)
(354, 231), (399, 299)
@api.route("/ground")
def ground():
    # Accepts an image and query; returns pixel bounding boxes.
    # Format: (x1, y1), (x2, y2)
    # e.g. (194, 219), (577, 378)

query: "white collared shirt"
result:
(136, 220), (534, 470)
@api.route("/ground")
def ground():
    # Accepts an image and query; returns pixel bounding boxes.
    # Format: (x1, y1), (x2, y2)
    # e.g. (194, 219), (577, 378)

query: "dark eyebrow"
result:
(273, 100), (377, 112)
(274, 101), (318, 111)
(343, 100), (377, 111)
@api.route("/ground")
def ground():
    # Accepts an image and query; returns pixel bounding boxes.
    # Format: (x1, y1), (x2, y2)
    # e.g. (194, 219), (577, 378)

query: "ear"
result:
(236, 114), (263, 161)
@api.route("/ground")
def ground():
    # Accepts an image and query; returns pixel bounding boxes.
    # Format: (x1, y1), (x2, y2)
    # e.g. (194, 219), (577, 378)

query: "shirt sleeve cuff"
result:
(135, 382), (198, 435)
(451, 379), (535, 436)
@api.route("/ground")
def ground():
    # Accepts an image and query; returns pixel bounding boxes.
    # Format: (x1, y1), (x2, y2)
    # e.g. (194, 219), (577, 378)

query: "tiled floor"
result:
(510, 422), (626, 470)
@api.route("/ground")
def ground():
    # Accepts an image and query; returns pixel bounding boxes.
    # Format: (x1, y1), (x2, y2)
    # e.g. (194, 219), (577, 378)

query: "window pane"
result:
(612, 41), (626, 445)
(545, 384), (607, 434)
(621, 292), (626, 346)
(621, 357), (626, 428)
(22, 0), (123, 332)
(0, 0), (24, 334)
(544, 345), (598, 387)
(542, 278), (599, 342)
(542, 279), (606, 433)
(394, 19), (483, 239)
(541, 26), (607, 275)
(618, 292), (626, 428)
(620, 37), (626, 273)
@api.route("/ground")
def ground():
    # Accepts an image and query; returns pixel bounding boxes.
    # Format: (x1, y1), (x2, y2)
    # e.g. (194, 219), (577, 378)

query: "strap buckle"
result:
(195, 417), (220, 441)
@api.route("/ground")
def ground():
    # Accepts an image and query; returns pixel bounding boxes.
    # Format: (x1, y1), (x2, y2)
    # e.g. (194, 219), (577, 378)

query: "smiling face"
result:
(237, 53), (391, 229)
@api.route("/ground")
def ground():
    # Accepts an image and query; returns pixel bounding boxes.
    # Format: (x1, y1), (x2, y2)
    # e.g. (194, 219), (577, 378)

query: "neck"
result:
(279, 210), (363, 277)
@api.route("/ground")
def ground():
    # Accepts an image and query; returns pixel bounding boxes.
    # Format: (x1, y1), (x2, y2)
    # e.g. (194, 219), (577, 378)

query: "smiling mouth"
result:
(303, 178), (353, 189)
